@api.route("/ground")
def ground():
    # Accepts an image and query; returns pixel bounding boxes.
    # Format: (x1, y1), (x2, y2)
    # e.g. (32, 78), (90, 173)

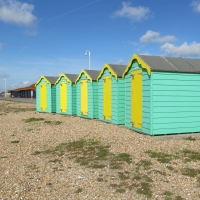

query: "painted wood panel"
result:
(76, 72), (98, 119)
(152, 71), (200, 135)
(36, 78), (56, 113)
(55, 75), (78, 115)
(124, 60), (151, 134)
(60, 82), (67, 112)
(103, 76), (112, 120)
(81, 80), (88, 115)
(98, 68), (125, 125)
(131, 70), (142, 129)
(40, 84), (47, 111)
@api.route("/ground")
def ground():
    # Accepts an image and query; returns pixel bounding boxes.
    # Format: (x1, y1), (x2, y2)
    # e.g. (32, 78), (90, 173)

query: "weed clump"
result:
(11, 140), (20, 144)
(146, 150), (173, 163)
(25, 117), (44, 123)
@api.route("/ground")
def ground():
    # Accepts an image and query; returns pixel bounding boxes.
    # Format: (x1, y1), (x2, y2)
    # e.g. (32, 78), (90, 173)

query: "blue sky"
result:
(0, 0), (200, 92)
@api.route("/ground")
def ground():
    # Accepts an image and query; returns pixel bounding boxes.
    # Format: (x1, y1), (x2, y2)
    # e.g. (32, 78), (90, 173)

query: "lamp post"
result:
(84, 50), (90, 70)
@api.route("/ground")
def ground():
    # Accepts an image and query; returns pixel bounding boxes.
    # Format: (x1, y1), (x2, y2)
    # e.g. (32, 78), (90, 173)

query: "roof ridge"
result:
(160, 56), (178, 71)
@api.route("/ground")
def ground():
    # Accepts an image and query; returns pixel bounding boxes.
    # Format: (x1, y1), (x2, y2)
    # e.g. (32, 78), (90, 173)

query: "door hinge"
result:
(130, 74), (135, 79)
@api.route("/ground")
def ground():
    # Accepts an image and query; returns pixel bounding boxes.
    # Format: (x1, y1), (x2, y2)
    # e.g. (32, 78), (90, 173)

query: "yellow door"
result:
(60, 82), (67, 112)
(103, 76), (112, 120)
(131, 70), (142, 129)
(40, 84), (47, 110)
(81, 80), (88, 115)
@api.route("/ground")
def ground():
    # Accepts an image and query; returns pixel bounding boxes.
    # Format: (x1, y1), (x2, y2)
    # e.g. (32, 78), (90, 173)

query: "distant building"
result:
(8, 84), (36, 98)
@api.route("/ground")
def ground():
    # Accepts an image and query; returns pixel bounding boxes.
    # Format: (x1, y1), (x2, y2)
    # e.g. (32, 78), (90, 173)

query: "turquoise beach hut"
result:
(75, 69), (100, 119)
(97, 63), (126, 124)
(55, 73), (78, 115)
(123, 53), (200, 135)
(36, 76), (58, 113)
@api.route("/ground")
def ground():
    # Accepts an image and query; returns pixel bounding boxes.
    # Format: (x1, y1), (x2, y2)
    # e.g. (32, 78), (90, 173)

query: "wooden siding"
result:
(36, 78), (56, 113)
(56, 76), (77, 115)
(76, 73), (98, 119)
(124, 61), (151, 134)
(151, 72), (200, 135)
(56, 77), (70, 114)
(51, 85), (56, 112)
(98, 68), (125, 124)
(72, 84), (77, 115)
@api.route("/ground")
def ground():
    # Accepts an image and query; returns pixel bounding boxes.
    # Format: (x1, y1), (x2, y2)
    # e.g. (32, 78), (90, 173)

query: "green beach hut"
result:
(75, 69), (100, 119)
(123, 53), (200, 135)
(97, 63), (127, 124)
(55, 73), (78, 115)
(36, 76), (58, 113)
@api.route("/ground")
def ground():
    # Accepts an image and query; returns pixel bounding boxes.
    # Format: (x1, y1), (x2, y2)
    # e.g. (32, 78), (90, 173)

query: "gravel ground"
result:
(1, 100), (200, 200)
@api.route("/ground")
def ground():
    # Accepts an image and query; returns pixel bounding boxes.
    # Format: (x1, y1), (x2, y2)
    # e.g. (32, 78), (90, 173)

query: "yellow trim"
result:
(122, 54), (151, 78)
(131, 70), (142, 129)
(75, 69), (92, 83)
(103, 75), (112, 120)
(35, 76), (51, 86)
(55, 73), (72, 85)
(81, 80), (88, 115)
(97, 63), (117, 81)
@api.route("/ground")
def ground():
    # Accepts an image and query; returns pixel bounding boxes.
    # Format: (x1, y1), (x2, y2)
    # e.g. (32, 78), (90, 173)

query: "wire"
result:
(42, 0), (101, 24)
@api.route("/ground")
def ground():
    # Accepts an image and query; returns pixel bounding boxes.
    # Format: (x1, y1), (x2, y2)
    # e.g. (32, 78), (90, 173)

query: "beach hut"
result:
(35, 76), (58, 113)
(97, 63), (127, 124)
(75, 69), (100, 119)
(123, 53), (200, 135)
(55, 73), (78, 115)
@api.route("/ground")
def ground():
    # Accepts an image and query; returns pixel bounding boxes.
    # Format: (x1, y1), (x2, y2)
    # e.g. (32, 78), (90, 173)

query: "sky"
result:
(0, 0), (200, 92)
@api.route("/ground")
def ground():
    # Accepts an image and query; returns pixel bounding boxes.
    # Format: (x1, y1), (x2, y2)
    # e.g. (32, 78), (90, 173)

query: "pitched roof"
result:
(83, 70), (101, 80)
(20, 84), (36, 91)
(139, 55), (200, 73)
(45, 76), (59, 84)
(9, 84), (36, 92)
(107, 64), (127, 77)
(64, 74), (79, 83)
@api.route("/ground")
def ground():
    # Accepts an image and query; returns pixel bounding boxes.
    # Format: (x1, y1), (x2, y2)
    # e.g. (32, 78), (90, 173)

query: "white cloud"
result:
(160, 42), (200, 56)
(22, 81), (29, 85)
(0, 0), (37, 27)
(140, 30), (176, 43)
(191, 1), (200, 13)
(11, 80), (29, 89)
(116, 59), (124, 64)
(112, 1), (152, 21)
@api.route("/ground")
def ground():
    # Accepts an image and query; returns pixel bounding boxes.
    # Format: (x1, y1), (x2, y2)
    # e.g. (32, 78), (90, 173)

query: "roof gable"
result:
(55, 73), (79, 85)
(35, 76), (58, 86)
(75, 69), (101, 83)
(97, 63), (127, 80)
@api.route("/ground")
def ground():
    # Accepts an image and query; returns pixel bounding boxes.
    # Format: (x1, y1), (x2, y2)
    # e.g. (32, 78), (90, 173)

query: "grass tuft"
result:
(75, 188), (82, 193)
(184, 136), (196, 141)
(25, 117), (44, 123)
(181, 167), (200, 177)
(11, 140), (20, 144)
(146, 150), (173, 163)
(136, 159), (152, 170)
(116, 188), (126, 193)
(136, 182), (152, 198)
